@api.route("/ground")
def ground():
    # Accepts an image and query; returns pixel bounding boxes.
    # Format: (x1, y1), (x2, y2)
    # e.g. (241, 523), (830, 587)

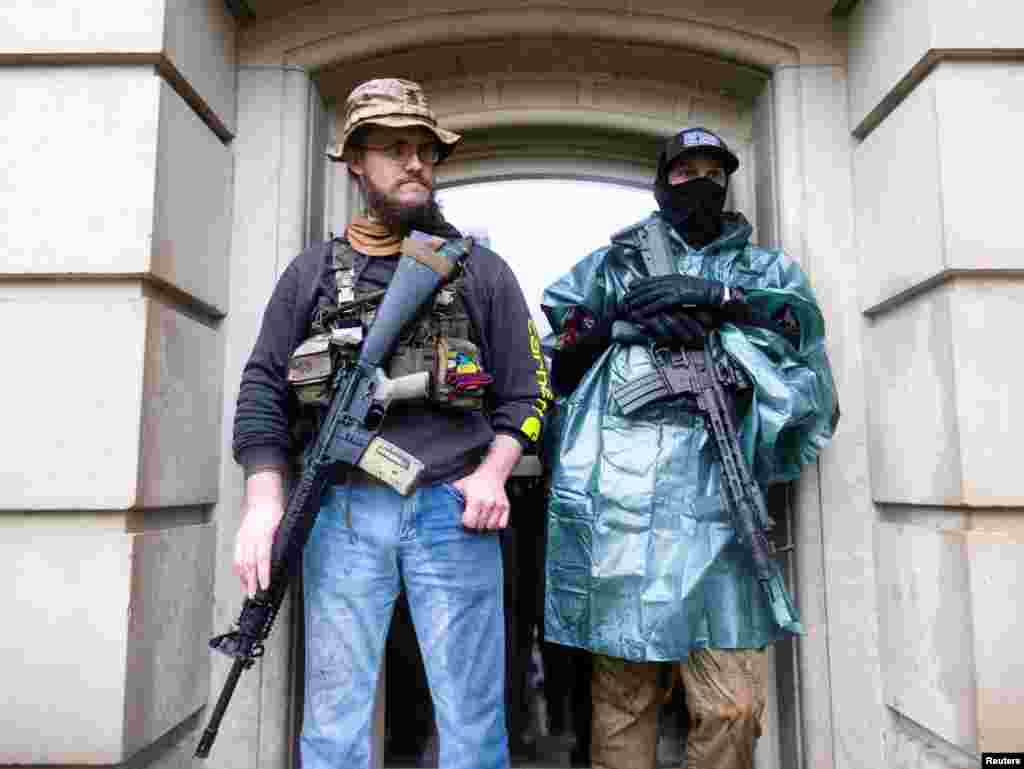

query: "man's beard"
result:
(364, 176), (446, 235)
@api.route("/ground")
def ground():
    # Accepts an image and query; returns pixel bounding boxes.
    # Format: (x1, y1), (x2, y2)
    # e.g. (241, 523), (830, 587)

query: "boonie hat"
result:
(326, 78), (461, 164)
(657, 127), (740, 179)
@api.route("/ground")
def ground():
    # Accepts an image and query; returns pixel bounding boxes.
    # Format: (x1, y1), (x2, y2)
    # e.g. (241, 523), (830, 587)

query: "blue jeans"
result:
(301, 479), (509, 769)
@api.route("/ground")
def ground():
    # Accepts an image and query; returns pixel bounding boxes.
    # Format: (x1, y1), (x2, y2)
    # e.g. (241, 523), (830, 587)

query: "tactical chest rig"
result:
(288, 237), (491, 415)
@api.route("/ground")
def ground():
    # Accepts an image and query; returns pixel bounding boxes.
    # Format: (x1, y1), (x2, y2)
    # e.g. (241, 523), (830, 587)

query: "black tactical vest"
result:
(288, 239), (489, 413)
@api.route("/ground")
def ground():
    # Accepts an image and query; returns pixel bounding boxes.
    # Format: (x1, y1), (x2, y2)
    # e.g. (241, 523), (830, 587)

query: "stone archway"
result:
(313, 41), (800, 769)
(220, 6), (865, 767)
(316, 36), (773, 236)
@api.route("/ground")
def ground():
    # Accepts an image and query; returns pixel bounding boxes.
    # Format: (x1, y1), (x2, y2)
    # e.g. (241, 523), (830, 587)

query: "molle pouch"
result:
(435, 336), (492, 410)
(287, 333), (333, 407)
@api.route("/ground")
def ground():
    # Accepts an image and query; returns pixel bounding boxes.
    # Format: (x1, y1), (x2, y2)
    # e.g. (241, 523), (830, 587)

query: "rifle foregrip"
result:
(377, 370), (430, 402)
(270, 469), (321, 568)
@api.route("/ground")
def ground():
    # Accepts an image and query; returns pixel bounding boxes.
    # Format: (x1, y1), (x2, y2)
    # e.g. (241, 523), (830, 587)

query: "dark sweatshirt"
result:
(232, 238), (550, 485)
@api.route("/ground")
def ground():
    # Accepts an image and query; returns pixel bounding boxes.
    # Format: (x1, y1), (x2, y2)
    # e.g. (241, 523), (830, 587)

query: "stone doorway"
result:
(227, 15), (843, 762)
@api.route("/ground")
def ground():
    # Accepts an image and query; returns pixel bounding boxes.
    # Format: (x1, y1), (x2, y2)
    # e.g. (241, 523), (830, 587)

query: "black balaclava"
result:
(654, 127), (738, 248)
(654, 175), (727, 249)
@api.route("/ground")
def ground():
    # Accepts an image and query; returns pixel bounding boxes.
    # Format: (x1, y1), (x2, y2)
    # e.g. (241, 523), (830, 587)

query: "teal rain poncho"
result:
(542, 212), (838, 662)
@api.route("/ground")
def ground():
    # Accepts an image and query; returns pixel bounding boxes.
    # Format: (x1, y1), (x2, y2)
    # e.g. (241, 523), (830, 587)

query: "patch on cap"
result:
(679, 129), (724, 148)
(659, 126), (739, 177)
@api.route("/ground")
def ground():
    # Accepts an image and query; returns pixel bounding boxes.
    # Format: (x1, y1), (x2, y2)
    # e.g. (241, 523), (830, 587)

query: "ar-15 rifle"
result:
(611, 337), (802, 634)
(608, 216), (802, 634)
(195, 234), (473, 758)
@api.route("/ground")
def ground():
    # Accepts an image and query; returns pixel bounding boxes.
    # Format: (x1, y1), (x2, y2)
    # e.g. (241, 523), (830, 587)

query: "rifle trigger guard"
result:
(650, 341), (669, 363)
(650, 342), (687, 368)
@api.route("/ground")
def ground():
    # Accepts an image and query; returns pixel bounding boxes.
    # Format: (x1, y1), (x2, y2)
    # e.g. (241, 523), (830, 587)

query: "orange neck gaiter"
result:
(346, 215), (402, 257)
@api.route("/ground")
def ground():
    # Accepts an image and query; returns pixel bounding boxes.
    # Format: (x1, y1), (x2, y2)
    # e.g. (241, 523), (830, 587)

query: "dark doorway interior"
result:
(379, 469), (712, 768)
(381, 473), (595, 768)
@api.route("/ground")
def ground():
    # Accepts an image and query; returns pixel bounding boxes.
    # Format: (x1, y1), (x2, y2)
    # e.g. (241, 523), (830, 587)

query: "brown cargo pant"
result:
(591, 648), (768, 769)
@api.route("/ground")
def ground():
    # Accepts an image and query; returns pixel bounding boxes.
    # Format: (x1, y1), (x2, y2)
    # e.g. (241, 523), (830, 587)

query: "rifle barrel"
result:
(195, 657), (248, 757)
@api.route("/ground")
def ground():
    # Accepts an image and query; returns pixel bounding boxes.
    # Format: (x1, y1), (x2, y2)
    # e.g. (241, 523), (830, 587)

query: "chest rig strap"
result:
(332, 239), (356, 305)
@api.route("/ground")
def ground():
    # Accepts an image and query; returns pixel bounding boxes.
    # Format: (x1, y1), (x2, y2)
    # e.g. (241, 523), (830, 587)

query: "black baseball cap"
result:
(657, 127), (740, 179)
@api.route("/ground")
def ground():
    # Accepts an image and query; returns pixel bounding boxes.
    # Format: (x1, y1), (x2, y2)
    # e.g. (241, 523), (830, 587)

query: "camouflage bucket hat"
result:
(326, 78), (461, 164)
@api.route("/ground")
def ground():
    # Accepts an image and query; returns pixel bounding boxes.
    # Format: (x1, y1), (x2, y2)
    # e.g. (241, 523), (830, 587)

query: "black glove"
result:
(633, 310), (711, 349)
(621, 275), (726, 319)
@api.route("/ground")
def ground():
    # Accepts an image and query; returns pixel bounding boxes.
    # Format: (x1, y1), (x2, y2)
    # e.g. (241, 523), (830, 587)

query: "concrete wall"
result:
(762, 60), (887, 769)
(848, 1), (1024, 766)
(0, 1), (235, 764)
(203, 65), (322, 769)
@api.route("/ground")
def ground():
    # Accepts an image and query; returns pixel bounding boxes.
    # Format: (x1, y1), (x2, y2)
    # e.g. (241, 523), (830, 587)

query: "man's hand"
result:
(454, 467), (511, 530)
(633, 310), (711, 348)
(233, 468), (287, 598)
(622, 275), (726, 318)
(452, 433), (522, 530)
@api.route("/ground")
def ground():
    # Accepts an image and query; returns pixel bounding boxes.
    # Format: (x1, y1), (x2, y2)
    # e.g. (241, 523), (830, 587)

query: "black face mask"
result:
(654, 176), (727, 248)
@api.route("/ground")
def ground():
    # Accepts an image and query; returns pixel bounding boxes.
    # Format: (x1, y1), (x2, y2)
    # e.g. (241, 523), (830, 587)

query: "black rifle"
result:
(195, 234), (472, 758)
(611, 337), (802, 633)
(609, 216), (802, 634)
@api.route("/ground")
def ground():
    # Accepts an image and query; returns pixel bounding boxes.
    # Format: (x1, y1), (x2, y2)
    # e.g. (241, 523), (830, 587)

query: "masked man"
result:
(231, 78), (551, 769)
(541, 127), (839, 769)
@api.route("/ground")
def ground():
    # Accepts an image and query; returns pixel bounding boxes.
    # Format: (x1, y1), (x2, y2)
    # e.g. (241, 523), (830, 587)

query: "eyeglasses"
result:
(354, 140), (443, 166)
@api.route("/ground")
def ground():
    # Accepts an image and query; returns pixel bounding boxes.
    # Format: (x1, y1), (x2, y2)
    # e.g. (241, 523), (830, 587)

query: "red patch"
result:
(560, 306), (595, 348)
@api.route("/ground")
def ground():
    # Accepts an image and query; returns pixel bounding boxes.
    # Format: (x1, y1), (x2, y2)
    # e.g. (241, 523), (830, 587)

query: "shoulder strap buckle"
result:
(330, 239), (356, 304)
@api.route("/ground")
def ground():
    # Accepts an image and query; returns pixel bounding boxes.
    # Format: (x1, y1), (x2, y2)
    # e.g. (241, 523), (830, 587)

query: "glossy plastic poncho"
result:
(542, 212), (838, 661)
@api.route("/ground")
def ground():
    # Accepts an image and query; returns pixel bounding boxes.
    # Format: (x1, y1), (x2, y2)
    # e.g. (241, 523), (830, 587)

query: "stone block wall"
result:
(848, 0), (1024, 765)
(0, 1), (236, 764)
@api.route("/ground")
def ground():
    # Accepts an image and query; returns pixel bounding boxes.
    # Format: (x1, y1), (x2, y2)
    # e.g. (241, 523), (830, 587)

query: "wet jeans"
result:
(301, 479), (509, 769)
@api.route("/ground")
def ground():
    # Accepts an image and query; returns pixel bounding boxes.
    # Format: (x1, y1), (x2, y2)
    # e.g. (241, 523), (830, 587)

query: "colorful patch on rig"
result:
(446, 349), (493, 394)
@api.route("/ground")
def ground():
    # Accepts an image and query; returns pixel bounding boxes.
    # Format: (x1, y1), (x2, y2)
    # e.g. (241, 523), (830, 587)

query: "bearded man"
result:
(541, 127), (839, 769)
(230, 78), (550, 769)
